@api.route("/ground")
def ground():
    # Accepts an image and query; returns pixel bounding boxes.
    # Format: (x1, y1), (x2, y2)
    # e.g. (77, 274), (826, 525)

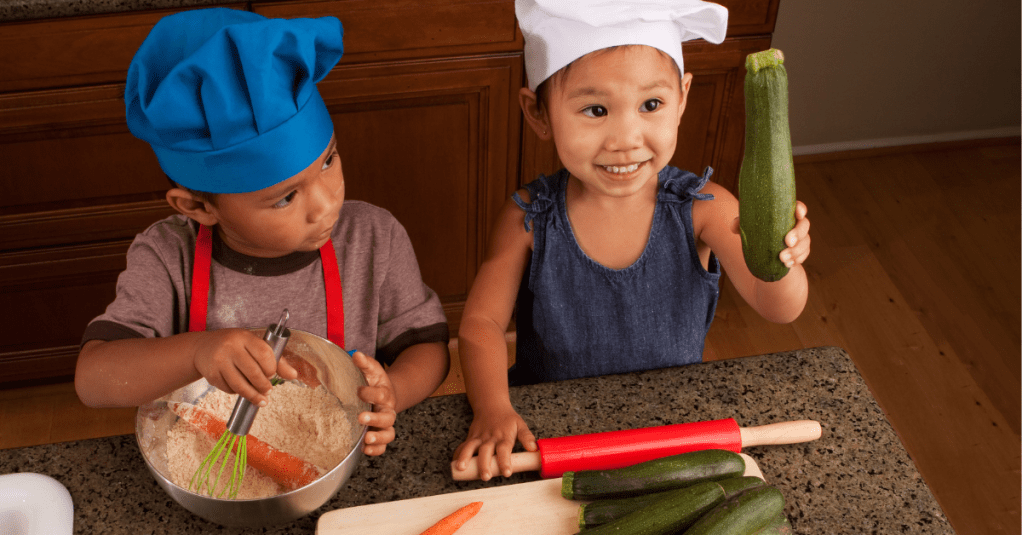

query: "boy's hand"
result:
(192, 328), (298, 407)
(452, 406), (538, 481)
(351, 351), (398, 456)
(780, 201), (811, 268)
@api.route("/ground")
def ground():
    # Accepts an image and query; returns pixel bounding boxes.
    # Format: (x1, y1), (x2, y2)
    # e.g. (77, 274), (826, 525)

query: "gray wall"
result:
(770, 0), (1021, 154)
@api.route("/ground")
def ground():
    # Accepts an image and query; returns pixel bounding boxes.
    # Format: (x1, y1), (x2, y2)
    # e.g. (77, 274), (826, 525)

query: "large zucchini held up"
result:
(738, 48), (796, 282)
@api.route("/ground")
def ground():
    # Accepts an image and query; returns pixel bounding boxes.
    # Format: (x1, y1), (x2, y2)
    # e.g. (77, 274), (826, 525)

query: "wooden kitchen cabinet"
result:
(0, 0), (779, 385)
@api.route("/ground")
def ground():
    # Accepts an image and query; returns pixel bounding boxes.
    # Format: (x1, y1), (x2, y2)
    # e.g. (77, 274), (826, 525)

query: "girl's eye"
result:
(582, 105), (608, 118)
(641, 99), (662, 112)
(273, 190), (297, 208)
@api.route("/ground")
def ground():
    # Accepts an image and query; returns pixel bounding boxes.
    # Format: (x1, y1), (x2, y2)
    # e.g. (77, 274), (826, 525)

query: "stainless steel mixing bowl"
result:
(135, 329), (370, 527)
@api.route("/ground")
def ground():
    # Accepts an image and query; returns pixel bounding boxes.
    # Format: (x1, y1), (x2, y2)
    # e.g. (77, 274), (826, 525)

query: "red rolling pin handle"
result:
(536, 418), (742, 478)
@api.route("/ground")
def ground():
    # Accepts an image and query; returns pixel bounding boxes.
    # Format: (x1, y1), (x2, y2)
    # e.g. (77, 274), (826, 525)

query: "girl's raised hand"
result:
(452, 405), (538, 481)
(780, 201), (811, 268)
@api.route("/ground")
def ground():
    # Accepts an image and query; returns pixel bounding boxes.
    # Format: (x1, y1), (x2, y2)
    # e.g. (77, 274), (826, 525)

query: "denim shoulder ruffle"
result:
(659, 166), (715, 204)
(512, 169), (566, 232)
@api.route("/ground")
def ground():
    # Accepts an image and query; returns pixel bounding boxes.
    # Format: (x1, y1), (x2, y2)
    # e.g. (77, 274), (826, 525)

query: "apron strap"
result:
(188, 224), (345, 349)
(320, 239), (345, 348)
(188, 224), (213, 333)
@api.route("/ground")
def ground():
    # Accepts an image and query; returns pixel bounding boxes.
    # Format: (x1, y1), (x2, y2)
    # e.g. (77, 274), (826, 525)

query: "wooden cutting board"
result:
(316, 453), (763, 534)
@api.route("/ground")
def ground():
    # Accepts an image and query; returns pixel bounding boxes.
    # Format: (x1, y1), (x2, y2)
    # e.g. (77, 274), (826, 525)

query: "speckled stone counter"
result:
(0, 347), (953, 534)
(0, 0), (221, 22)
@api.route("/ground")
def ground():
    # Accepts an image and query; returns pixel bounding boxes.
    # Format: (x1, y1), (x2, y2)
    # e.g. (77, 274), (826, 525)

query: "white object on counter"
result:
(0, 473), (73, 535)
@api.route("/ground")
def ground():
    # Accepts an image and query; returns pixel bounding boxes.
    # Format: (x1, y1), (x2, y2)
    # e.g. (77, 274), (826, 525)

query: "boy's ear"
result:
(519, 87), (552, 141)
(166, 188), (218, 226)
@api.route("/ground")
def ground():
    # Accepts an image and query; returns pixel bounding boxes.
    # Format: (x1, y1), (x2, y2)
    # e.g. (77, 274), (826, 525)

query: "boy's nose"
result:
(307, 176), (344, 222)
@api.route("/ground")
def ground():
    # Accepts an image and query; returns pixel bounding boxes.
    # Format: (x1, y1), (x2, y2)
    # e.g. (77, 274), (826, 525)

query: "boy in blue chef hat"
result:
(75, 8), (451, 456)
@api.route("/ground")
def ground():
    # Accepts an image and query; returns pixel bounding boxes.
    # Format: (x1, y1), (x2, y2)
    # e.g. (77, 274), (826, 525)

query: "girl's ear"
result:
(166, 188), (218, 227)
(519, 87), (553, 141)
(676, 72), (694, 125)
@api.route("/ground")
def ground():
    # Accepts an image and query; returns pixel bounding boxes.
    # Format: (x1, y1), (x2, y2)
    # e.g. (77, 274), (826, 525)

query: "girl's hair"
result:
(534, 45), (682, 111)
(166, 174), (218, 205)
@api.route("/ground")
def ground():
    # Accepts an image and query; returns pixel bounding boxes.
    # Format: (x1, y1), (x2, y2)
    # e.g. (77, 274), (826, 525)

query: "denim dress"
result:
(510, 166), (721, 385)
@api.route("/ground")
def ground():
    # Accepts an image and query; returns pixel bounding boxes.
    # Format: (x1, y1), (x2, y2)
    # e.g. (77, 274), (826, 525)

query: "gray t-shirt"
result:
(83, 201), (448, 365)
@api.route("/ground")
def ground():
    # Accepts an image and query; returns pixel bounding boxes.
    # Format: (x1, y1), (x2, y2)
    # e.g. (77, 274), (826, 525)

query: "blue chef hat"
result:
(125, 8), (344, 194)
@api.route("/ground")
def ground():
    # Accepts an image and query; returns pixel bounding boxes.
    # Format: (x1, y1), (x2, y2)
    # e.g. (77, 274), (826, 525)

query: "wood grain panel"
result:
(0, 5), (247, 93)
(253, 0), (520, 63)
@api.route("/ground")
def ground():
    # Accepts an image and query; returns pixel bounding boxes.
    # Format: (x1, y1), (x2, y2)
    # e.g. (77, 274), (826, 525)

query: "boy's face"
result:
(205, 135), (345, 257)
(544, 46), (690, 198)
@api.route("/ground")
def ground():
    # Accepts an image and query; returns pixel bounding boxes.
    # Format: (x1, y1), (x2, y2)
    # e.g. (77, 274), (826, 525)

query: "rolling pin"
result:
(451, 418), (821, 480)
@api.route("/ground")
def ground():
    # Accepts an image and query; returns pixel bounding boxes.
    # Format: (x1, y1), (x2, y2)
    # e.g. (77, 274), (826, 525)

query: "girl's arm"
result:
(452, 194), (537, 480)
(693, 181), (810, 323)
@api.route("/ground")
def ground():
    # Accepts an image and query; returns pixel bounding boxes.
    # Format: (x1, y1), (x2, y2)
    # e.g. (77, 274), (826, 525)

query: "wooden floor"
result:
(1, 139), (1019, 534)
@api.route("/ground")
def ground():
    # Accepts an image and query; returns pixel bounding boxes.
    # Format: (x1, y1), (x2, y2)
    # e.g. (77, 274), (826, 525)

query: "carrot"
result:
(168, 401), (325, 491)
(419, 501), (483, 535)
(281, 350), (322, 388)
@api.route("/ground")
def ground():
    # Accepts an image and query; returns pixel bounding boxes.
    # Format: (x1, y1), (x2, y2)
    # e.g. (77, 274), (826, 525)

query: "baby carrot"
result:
(419, 501), (483, 535)
(168, 401), (325, 491)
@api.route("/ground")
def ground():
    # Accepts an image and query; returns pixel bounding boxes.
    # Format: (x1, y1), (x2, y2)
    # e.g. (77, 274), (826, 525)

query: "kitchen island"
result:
(0, 347), (953, 534)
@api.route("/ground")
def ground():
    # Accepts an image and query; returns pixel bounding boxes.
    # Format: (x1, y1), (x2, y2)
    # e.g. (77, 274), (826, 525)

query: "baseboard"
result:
(792, 127), (1021, 157)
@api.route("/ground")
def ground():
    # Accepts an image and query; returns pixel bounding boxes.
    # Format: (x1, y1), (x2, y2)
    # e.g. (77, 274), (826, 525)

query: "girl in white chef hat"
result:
(453, 0), (812, 480)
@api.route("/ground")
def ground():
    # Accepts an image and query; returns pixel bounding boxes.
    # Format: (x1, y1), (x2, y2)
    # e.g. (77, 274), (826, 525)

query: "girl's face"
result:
(542, 46), (691, 199)
(206, 135), (345, 258)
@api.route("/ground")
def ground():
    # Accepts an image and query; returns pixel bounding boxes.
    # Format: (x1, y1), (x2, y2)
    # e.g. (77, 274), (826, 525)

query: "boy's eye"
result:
(582, 105), (608, 118)
(273, 190), (297, 208)
(641, 99), (662, 112)
(322, 151), (337, 170)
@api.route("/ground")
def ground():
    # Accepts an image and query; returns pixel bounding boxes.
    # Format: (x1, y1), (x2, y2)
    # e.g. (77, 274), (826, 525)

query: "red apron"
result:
(186, 224), (345, 348)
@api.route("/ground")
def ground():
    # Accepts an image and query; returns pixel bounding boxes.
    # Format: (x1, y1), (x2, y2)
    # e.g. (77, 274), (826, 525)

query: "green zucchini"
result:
(738, 48), (796, 282)
(682, 485), (785, 535)
(579, 476), (766, 528)
(752, 513), (793, 534)
(574, 480), (726, 535)
(561, 449), (744, 500)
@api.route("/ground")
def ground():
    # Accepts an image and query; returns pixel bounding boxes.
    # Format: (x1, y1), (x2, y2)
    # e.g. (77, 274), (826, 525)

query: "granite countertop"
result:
(0, 346), (954, 534)
(1, 0), (227, 23)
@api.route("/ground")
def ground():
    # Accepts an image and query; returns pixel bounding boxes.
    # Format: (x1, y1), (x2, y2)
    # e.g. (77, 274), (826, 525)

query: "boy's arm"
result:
(693, 181), (810, 323)
(387, 341), (449, 412)
(76, 329), (296, 408)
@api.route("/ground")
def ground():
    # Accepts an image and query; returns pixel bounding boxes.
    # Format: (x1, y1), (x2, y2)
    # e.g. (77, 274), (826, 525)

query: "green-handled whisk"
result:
(190, 309), (291, 498)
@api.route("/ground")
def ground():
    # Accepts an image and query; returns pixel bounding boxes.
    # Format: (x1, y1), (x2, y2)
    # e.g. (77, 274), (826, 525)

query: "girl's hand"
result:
(192, 328), (298, 407)
(452, 406), (538, 481)
(352, 351), (398, 456)
(780, 201), (811, 268)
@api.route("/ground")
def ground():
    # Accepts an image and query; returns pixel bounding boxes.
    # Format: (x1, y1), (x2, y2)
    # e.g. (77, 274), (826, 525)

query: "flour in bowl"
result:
(166, 381), (356, 499)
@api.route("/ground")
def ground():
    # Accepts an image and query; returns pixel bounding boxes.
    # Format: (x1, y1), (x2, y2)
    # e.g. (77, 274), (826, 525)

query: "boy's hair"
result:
(534, 45), (682, 111)
(167, 175), (218, 205)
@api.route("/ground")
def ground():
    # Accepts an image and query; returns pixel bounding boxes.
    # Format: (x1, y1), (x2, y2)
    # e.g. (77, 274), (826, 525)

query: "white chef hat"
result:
(516, 0), (729, 91)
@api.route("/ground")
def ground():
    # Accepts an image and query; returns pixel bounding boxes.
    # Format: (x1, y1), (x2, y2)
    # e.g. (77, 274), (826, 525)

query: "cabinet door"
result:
(319, 55), (522, 328)
(0, 55), (521, 384)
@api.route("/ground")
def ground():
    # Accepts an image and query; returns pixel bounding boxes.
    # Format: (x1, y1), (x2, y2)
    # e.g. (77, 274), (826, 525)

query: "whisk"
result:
(190, 309), (291, 498)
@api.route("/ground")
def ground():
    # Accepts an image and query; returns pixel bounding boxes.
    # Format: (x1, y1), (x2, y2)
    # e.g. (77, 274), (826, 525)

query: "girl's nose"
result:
(605, 111), (643, 151)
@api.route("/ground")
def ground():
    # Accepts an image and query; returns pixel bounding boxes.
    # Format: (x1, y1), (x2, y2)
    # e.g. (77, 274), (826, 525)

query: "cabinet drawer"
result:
(252, 0), (520, 63)
(0, 5), (247, 93)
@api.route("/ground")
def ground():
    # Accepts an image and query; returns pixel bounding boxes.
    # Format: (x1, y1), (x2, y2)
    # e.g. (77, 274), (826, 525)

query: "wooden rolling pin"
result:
(451, 418), (821, 480)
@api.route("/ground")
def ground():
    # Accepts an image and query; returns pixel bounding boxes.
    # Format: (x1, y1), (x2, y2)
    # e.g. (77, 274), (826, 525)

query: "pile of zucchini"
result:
(562, 449), (792, 535)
